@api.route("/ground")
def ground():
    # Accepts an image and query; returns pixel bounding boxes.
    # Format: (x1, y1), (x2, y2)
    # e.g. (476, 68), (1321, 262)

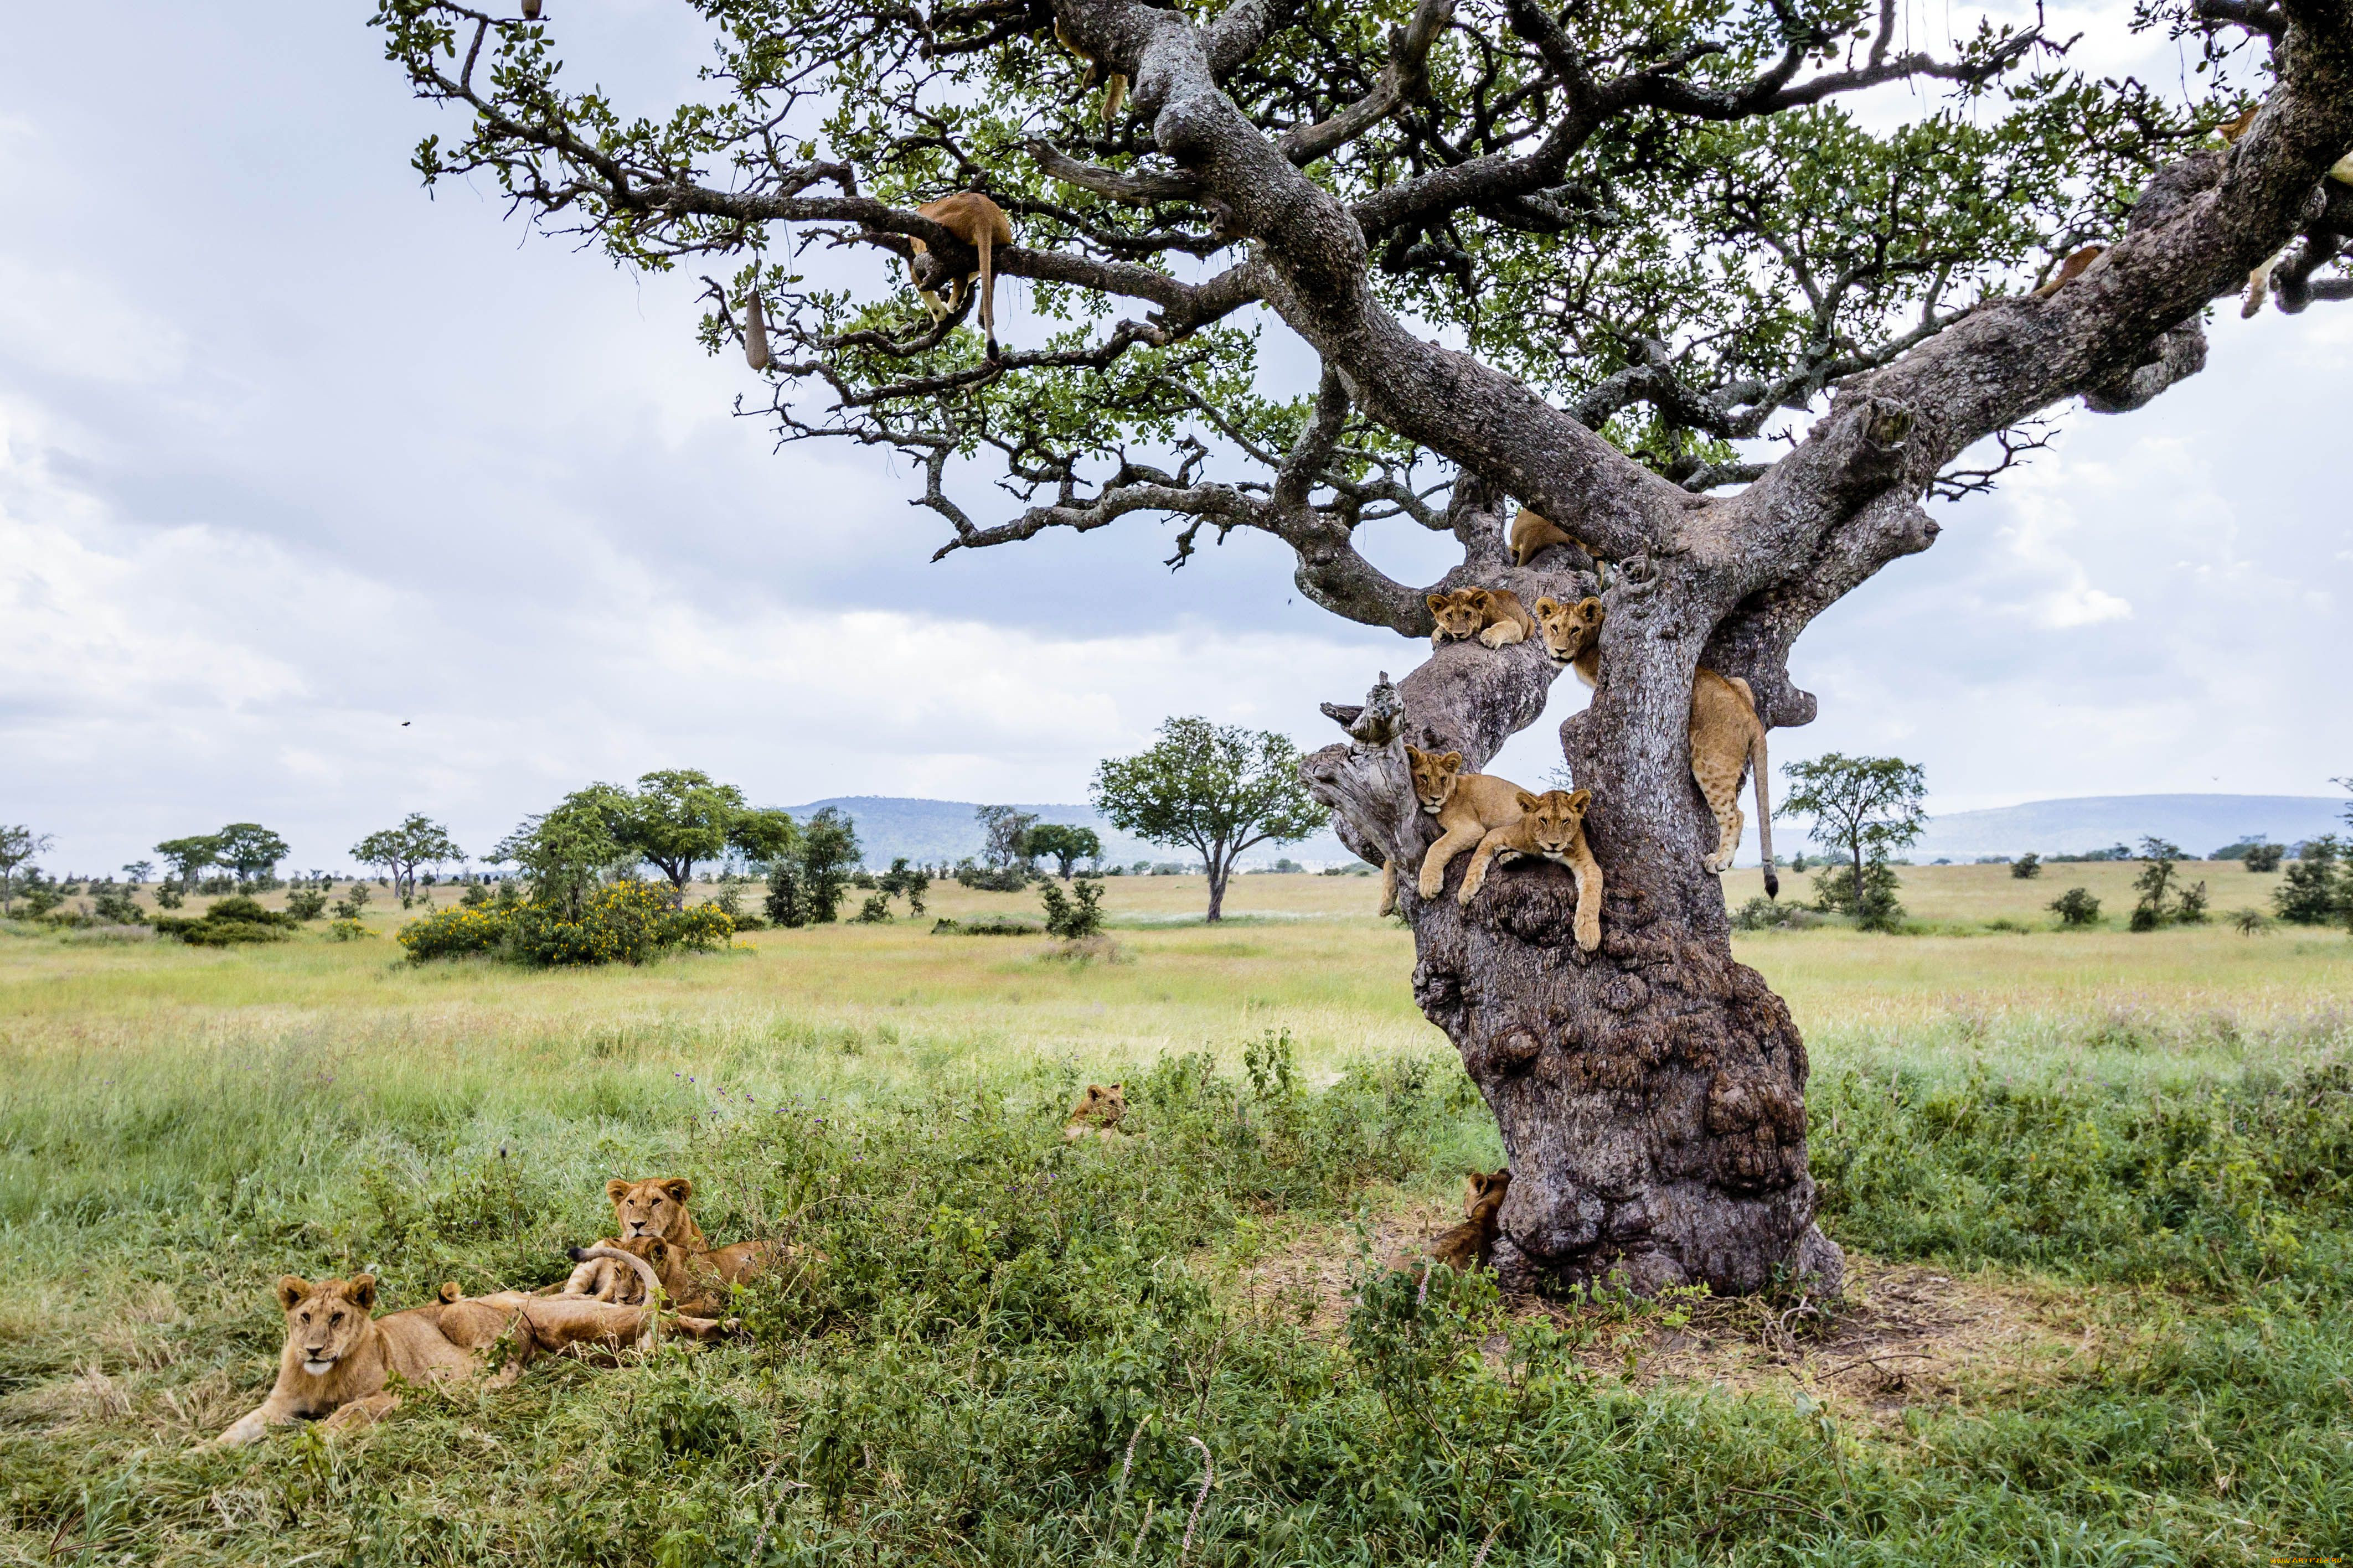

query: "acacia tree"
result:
(1, 826), (54, 917)
(374, 0), (2353, 1294)
(1094, 717), (1328, 919)
(1027, 823), (1105, 878)
(352, 814), (466, 902)
(214, 823), (293, 885)
(1779, 752), (1927, 925)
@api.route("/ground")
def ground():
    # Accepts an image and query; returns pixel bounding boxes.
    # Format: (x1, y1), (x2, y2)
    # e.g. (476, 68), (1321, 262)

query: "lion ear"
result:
(1439, 751), (1463, 770)
(1534, 596), (1560, 615)
(1515, 791), (1540, 812)
(662, 1178), (694, 1204)
(343, 1275), (378, 1311)
(1578, 597), (1604, 621)
(1567, 789), (1592, 810)
(606, 1179), (633, 1204)
(277, 1276), (310, 1312)
(1426, 593), (1447, 614)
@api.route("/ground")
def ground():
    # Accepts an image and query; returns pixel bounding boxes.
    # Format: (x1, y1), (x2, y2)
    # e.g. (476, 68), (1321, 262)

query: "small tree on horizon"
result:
(976, 806), (1041, 876)
(353, 815), (466, 903)
(1, 825), (55, 917)
(1781, 754), (1927, 933)
(214, 823), (292, 885)
(1093, 718), (1327, 923)
(154, 834), (223, 892)
(1026, 823), (1103, 879)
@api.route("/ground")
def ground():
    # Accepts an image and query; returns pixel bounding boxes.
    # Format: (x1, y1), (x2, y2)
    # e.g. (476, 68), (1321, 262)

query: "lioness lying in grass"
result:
(216, 1263), (726, 1446)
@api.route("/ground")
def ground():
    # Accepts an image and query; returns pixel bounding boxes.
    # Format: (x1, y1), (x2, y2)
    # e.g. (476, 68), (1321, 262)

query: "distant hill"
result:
(776, 795), (1359, 871)
(1848, 793), (2346, 862)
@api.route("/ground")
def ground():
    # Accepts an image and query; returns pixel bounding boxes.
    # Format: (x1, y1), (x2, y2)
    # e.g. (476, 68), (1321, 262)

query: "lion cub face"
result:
(1532, 595), (1604, 666)
(1065, 1081), (1127, 1137)
(606, 1177), (695, 1243)
(1425, 589), (1490, 643)
(1514, 789), (1593, 860)
(276, 1274), (377, 1375)
(1406, 745), (1465, 815)
(1463, 1168), (1511, 1221)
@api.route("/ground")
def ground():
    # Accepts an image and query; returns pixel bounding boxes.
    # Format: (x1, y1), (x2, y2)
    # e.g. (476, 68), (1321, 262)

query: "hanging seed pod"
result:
(743, 289), (774, 372)
(521, 0), (543, 18)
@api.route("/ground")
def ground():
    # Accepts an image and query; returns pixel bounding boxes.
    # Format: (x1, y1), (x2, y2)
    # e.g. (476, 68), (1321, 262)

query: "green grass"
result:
(2, 881), (2350, 1564)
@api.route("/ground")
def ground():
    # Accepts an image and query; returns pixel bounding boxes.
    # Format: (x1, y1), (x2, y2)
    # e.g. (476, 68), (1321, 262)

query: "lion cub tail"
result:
(1751, 721), (1778, 899)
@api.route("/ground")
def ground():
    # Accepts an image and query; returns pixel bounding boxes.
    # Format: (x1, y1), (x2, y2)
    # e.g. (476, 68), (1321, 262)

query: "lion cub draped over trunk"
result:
(1533, 595), (1779, 898)
(1458, 787), (1604, 953)
(1403, 746), (1602, 949)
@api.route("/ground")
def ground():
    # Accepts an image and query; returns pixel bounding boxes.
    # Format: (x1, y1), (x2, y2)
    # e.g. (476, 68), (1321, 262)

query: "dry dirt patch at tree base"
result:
(1209, 1203), (2106, 1431)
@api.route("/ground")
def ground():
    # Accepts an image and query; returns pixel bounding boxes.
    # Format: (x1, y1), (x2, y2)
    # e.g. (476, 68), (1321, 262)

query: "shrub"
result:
(89, 887), (146, 925)
(931, 915), (1044, 936)
(855, 893), (892, 923)
(152, 895), (297, 946)
(1040, 877), (1106, 938)
(397, 904), (514, 962)
(1812, 856), (1903, 930)
(2274, 836), (2347, 926)
(2231, 908), (2272, 934)
(2050, 887), (2102, 927)
(332, 883), (372, 919)
(153, 881), (185, 910)
(508, 882), (734, 966)
(285, 888), (328, 921)
(327, 918), (374, 941)
(953, 858), (1029, 892)
(2244, 842), (2284, 872)
(2010, 852), (2041, 879)
(1731, 896), (1820, 930)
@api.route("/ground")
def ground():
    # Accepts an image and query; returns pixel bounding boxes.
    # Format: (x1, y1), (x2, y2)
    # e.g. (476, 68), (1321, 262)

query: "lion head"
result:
(1514, 788), (1593, 861)
(1066, 1081), (1127, 1132)
(1463, 1168), (1511, 1222)
(1531, 595), (1605, 666)
(275, 1275), (377, 1376)
(1406, 744), (1465, 815)
(1425, 589), (1487, 643)
(606, 1177), (696, 1244)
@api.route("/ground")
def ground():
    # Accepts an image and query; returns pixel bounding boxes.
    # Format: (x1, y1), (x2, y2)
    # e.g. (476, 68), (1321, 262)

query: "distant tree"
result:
(2242, 842), (2285, 873)
(353, 815), (466, 903)
(976, 806), (1040, 876)
(1, 825), (55, 917)
(1026, 824), (1102, 879)
(599, 768), (801, 895)
(767, 807), (863, 927)
(1093, 718), (1327, 923)
(2273, 835), (2347, 927)
(1781, 754), (1926, 933)
(878, 856), (931, 915)
(121, 859), (155, 886)
(1040, 878), (1107, 939)
(213, 823), (291, 884)
(493, 796), (623, 919)
(2010, 853), (2041, 880)
(2050, 888), (2103, 928)
(154, 834), (223, 891)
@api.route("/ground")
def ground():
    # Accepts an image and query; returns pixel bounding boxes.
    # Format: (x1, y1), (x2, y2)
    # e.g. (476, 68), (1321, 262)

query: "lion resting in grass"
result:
(559, 1177), (794, 1305)
(215, 1264), (726, 1446)
(1395, 1169), (1512, 1273)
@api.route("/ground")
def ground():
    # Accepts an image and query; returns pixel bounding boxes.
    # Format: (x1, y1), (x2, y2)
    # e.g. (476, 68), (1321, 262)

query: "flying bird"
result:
(401, 721), (412, 727)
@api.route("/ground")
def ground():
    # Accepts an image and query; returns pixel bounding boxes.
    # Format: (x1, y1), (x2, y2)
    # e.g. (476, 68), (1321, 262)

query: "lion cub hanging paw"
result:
(1428, 587), (1537, 649)
(1457, 788), (1604, 952)
(1407, 744), (1536, 901)
(1397, 1169), (1512, 1272)
(1064, 1081), (1130, 1142)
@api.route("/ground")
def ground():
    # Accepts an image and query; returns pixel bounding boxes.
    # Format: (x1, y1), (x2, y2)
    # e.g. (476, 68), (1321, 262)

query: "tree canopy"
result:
(353, 814), (467, 901)
(214, 823), (292, 884)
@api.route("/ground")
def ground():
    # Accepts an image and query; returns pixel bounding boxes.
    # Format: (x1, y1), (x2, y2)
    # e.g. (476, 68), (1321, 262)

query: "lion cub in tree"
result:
(1399, 1170), (1512, 1272)
(1064, 1081), (1129, 1141)
(1427, 587), (1537, 649)
(1532, 596), (1779, 897)
(1406, 744), (1537, 898)
(1457, 788), (1603, 952)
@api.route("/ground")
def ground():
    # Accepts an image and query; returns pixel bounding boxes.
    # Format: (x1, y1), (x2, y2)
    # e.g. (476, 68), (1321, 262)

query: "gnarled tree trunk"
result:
(1307, 481), (1842, 1296)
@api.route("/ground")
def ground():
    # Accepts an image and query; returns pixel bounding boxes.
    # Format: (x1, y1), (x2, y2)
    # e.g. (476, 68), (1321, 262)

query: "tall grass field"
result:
(3, 866), (2349, 1564)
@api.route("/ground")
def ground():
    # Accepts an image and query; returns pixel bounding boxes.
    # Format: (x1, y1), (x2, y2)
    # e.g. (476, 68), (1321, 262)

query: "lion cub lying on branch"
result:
(1427, 587), (1537, 649)
(1394, 745), (1604, 952)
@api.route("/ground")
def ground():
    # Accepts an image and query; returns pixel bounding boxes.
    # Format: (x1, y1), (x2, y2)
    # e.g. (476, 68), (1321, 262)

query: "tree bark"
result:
(1205, 850), (1229, 922)
(1305, 489), (1841, 1297)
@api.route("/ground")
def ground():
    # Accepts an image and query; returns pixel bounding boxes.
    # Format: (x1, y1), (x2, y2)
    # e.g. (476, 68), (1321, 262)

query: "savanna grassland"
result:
(3, 866), (2350, 1565)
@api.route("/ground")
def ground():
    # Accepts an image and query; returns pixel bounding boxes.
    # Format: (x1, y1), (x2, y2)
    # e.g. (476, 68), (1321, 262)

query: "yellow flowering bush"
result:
(399, 882), (734, 966)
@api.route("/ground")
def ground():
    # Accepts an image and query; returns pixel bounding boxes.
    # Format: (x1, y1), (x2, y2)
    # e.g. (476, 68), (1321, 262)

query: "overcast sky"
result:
(3, 1), (2347, 877)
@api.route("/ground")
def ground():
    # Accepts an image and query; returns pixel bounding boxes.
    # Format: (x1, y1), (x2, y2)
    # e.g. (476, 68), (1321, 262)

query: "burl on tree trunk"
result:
(1305, 484), (1841, 1297)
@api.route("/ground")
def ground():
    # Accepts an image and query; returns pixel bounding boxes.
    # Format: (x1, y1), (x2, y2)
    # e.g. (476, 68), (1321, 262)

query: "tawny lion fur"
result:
(1427, 587), (1537, 650)
(1405, 745), (1543, 903)
(1064, 1082), (1129, 1142)
(1457, 787), (1604, 952)
(1533, 595), (1779, 896)
(1398, 1169), (1513, 1272)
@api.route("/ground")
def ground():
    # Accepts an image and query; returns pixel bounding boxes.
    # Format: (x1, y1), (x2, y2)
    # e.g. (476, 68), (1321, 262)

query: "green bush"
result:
(510, 883), (733, 965)
(1040, 877), (1106, 938)
(1732, 896), (1820, 930)
(151, 895), (297, 946)
(2049, 887), (2102, 927)
(89, 887), (146, 925)
(2274, 836), (2348, 927)
(855, 893), (892, 923)
(327, 917), (374, 941)
(284, 887), (328, 920)
(397, 903), (514, 962)
(1812, 857), (1903, 930)
(2010, 852), (2041, 879)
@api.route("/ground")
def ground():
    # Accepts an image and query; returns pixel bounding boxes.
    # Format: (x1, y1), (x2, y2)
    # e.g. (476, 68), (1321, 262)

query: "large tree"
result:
(214, 823), (293, 885)
(352, 814), (466, 902)
(611, 768), (801, 893)
(374, 0), (2353, 1294)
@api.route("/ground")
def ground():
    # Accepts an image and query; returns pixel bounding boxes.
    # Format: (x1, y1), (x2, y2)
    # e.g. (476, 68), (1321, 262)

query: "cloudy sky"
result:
(3, 1), (2347, 877)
